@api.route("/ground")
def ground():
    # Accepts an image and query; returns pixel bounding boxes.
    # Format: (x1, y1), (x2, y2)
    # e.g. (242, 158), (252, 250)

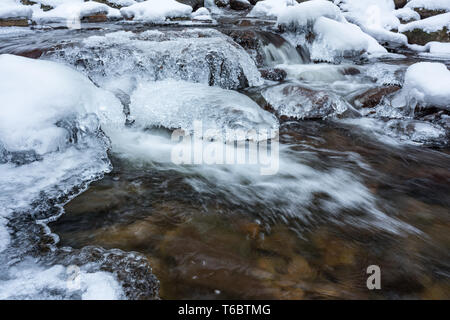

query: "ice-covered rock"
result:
(46, 29), (263, 90)
(120, 0), (192, 22)
(395, 7), (421, 23)
(406, 0), (450, 19)
(129, 80), (279, 140)
(392, 62), (450, 111)
(262, 83), (351, 120)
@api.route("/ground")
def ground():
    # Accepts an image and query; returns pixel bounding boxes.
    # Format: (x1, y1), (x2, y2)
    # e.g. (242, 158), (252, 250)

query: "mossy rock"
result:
(403, 27), (450, 45)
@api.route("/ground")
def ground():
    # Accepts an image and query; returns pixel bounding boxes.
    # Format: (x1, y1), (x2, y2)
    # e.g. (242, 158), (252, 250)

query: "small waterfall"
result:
(257, 31), (310, 67)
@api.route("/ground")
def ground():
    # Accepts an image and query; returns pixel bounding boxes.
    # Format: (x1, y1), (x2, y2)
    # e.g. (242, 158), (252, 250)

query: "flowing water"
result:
(0, 14), (449, 299)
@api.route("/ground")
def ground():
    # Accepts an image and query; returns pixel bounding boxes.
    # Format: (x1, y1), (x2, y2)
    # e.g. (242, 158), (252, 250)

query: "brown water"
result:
(50, 121), (450, 299)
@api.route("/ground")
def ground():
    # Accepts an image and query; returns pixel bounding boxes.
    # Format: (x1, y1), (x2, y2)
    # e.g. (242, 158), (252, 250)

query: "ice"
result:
(120, 0), (192, 22)
(399, 12), (450, 33)
(129, 79), (279, 141)
(406, 0), (450, 11)
(0, 261), (124, 300)
(392, 62), (450, 111)
(46, 29), (263, 91)
(248, 0), (297, 18)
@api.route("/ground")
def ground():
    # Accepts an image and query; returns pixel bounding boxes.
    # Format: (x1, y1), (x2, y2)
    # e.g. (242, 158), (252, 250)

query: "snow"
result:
(248, 0), (297, 18)
(393, 62), (450, 110)
(120, 0), (192, 22)
(129, 80), (279, 141)
(406, 0), (450, 11)
(0, 1), (32, 20)
(399, 12), (450, 33)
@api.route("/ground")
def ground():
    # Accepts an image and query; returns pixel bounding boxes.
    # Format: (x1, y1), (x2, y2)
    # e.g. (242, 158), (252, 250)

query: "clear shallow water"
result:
(0, 17), (449, 299)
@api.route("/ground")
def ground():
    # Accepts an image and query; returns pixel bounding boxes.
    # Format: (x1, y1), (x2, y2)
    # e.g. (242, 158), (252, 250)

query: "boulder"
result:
(230, 0), (251, 10)
(0, 18), (29, 27)
(414, 8), (447, 19)
(353, 86), (401, 109)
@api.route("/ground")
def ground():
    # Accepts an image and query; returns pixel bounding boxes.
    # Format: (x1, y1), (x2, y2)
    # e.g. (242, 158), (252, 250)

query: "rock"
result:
(353, 86), (401, 109)
(394, 0), (407, 9)
(403, 27), (450, 45)
(176, 0), (204, 11)
(0, 19), (29, 27)
(230, 0), (251, 10)
(260, 68), (287, 82)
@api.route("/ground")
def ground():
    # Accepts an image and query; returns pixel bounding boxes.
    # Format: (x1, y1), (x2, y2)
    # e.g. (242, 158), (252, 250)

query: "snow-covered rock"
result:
(311, 16), (387, 61)
(392, 62), (450, 111)
(0, 1), (32, 20)
(406, 0), (450, 12)
(276, 0), (386, 62)
(394, 7), (421, 23)
(277, 0), (345, 32)
(120, 0), (192, 22)
(32, 0), (111, 24)
(399, 12), (450, 45)
(129, 80), (279, 141)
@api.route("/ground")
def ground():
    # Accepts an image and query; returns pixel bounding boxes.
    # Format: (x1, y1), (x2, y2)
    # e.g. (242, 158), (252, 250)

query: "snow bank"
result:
(393, 62), (450, 110)
(120, 0), (192, 22)
(0, 1), (32, 20)
(248, 0), (296, 18)
(399, 12), (450, 33)
(406, 0), (450, 11)
(129, 80), (278, 141)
